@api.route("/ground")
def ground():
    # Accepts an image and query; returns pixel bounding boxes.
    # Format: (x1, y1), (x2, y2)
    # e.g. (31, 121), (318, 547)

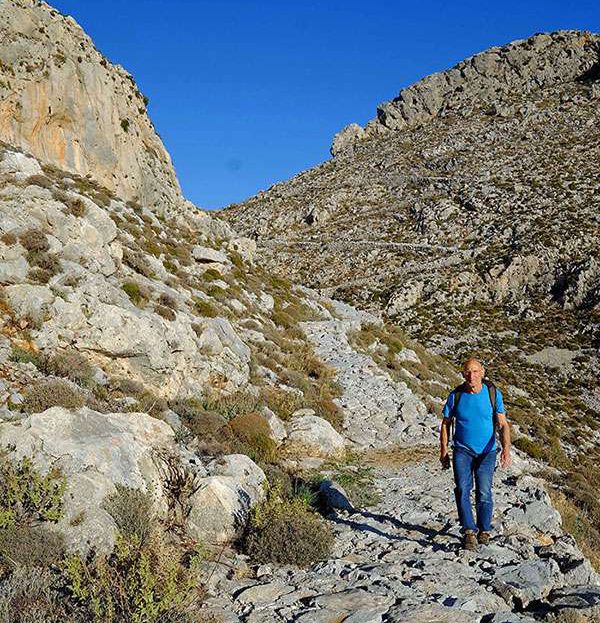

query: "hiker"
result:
(439, 358), (511, 550)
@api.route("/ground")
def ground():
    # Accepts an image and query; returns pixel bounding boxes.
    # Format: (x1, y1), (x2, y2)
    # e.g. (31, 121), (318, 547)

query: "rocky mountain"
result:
(0, 0), (181, 209)
(1, 6), (600, 622)
(222, 28), (600, 542)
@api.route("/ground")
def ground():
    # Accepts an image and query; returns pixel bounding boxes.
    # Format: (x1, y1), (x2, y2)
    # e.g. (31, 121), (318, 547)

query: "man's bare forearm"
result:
(499, 422), (511, 451)
(440, 419), (450, 454)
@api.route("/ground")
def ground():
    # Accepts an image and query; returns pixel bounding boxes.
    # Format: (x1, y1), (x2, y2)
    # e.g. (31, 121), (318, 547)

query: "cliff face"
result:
(0, 0), (181, 210)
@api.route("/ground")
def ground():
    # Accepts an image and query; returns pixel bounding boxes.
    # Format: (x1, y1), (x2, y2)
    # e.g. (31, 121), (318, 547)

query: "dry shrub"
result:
(0, 232), (16, 246)
(67, 196), (86, 217)
(313, 396), (344, 431)
(0, 566), (69, 623)
(19, 228), (49, 252)
(203, 391), (261, 421)
(229, 413), (277, 463)
(22, 379), (84, 414)
(0, 525), (65, 569)
(46, 349), (94, 386)
(170, 399), (231, 451)
(158, 292), (178, 309)
(122, 247), (155, 278)
(103, 484), (155, 547)
(243, 486), (333, 567)
(260, 386), (303, 420)
(111, 376), (145, 396)
(156, 304), (176, 321)
(25, 174), (53, 189)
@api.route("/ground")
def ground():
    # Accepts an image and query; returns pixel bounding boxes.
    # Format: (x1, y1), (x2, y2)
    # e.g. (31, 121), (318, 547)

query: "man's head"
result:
(462, 358), (485, 391)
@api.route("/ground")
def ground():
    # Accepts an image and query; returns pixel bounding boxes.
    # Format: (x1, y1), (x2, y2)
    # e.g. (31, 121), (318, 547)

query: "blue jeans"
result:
(452, 445), (496, 533)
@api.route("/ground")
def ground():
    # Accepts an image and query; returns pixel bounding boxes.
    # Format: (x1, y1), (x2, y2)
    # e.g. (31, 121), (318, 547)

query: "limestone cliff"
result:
(0, 0), (181, 210)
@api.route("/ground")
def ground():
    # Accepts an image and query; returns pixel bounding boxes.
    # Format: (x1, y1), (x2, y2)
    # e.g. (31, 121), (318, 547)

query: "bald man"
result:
(440, 358), (511, 550)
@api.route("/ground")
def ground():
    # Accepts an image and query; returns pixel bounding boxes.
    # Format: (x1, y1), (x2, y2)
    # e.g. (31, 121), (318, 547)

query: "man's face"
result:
(463, 361), (485, 389)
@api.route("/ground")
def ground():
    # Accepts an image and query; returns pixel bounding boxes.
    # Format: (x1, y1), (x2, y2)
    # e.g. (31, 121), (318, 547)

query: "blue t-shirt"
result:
(443, 385), (505, 454)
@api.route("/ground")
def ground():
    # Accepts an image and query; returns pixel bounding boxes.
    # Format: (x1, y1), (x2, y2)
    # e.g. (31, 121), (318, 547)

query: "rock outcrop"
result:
(0, 0), (181, 210)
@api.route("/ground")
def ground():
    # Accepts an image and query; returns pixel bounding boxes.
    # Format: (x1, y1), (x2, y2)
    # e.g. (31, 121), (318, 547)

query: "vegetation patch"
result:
(22, 379), (85, 414)
(243, 485), (333, 567)
(46, 349), (94, 387)
(0, 453), (65, 528)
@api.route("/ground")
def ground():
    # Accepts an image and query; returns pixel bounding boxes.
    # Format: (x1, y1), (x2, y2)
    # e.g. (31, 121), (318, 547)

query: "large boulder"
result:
(186, 454), (266, 544)
(0, 406), (174, 554)
(282, 412), (346, 458)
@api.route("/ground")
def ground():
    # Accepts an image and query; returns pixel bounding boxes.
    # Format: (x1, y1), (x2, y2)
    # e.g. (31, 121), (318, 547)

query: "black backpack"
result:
(448, 379), (498, 453)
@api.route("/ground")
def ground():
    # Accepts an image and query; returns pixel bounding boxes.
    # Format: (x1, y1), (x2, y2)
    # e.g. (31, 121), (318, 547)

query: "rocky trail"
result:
(202, 453), (600, 623)
(199, 304), (600, 622)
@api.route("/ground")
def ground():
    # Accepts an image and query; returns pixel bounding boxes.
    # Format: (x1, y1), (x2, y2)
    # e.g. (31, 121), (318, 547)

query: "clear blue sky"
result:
(50, 0), (599, 210)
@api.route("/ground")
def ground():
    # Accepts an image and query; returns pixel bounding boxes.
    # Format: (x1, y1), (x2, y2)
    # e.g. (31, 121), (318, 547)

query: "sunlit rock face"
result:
(0, 0), (181, 211)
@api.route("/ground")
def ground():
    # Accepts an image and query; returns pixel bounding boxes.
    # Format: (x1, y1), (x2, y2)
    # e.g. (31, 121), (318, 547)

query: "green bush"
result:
(122, 281), (148, 306)
(9, 346), (45, 369)
(192, 297), (219, 318)
(64, 534), (201, 623)
(513, 436), (544, 459)
(46, 349), (94, 386)
(22, 379), (85, 414)
(0, 453), (65, 528)
(243, 486), (333, 567)
(103, 484), (155, 547)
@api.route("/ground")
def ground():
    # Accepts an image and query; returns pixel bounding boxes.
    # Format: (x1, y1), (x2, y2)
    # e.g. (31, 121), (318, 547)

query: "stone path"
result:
(201, 453), (600, 622)
(302, 311), (438, 449)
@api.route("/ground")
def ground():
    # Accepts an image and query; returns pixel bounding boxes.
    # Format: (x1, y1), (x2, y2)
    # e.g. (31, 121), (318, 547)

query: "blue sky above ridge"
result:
(49, 0), (600, 209)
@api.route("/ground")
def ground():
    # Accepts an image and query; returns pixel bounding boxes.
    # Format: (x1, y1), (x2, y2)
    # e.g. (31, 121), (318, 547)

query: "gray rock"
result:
(192, 245), (229, 264)
(283, 414), (346, 458)
(186, 454), (265, 544)
(236, 582), (295, 605)
(0, 407), (175, 554)
(492, 559), (561, 608)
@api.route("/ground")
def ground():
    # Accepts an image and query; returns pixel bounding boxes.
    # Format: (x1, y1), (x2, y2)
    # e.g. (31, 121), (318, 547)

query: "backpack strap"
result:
(482, 379), (498, 454)
(447, 383), (467, 442)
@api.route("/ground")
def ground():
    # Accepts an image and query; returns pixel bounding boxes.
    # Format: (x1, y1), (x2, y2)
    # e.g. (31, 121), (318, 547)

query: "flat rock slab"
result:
(386, 604), (480, 622)
(492, 559), (561, 607)
(236, 582), (295, 606)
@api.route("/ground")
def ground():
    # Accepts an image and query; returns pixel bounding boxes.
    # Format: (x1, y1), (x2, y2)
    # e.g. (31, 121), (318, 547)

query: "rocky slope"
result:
(0, 0), (181, 209)
(222, 29), (600, 538)
(1, 6), (599, 622)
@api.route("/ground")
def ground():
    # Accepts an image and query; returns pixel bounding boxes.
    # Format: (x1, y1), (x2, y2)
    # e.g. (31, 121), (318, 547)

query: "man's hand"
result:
(500, 447), (512, 468)
(440, 451), (451, 470)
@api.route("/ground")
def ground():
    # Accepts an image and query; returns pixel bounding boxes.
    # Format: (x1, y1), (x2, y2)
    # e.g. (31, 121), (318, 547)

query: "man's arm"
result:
(440, 417), (452, 469)
(496, 413), (512, 468)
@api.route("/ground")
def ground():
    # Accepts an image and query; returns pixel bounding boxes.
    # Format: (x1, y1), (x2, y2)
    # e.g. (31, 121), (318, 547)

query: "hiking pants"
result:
(452, 445), (496, 533)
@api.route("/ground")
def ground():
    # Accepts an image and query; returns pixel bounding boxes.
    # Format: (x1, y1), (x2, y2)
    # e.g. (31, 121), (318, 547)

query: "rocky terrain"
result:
(222, 29), (600, 562)
(0, 4), (599, 622)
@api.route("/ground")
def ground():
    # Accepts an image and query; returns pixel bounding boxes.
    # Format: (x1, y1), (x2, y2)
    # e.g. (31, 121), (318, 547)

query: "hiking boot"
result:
(463, 530), (477, 551)
(478, 531), (491, 546)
